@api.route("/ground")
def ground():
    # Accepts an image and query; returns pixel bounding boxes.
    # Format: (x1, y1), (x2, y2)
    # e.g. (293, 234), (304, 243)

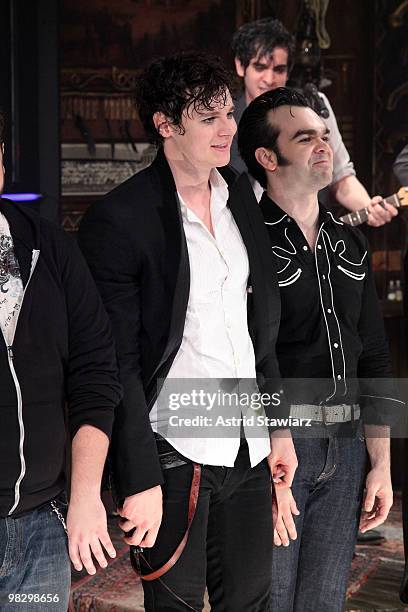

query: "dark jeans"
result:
(141, 440), (273, 612)
(271, 426), (367, 612)
(0, 498), (70, 611)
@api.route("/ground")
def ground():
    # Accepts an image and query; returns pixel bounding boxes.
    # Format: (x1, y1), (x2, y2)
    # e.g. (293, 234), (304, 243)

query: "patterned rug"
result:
(71, 497), (406, 611)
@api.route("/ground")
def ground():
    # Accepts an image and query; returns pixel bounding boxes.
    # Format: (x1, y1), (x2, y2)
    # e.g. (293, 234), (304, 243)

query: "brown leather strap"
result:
(131, 462), (201, 582)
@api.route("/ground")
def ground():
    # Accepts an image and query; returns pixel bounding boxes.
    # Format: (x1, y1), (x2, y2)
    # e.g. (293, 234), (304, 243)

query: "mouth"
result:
(211, 143), (230, 151)
(312, 159), (330, 167)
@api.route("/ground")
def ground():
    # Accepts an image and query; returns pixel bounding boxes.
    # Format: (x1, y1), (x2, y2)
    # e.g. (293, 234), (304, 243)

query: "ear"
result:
(234, 57), (245, 78)
(255, 147), (277, 172)
(153, 111), (173, 139)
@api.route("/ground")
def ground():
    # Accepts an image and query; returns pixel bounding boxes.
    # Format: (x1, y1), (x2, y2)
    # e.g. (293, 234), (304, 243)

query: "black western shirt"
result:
(260, 193), (402, 424)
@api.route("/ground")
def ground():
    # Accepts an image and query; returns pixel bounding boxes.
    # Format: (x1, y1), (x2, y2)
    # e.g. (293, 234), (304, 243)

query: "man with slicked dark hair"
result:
(239, 87), (399, 612)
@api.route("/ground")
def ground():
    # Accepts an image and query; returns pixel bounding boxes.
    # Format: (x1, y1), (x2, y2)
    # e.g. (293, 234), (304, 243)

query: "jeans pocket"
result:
(0, 519), (16, 578)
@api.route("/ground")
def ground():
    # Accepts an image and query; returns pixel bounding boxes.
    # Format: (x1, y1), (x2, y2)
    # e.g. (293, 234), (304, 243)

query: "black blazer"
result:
(79, 149), (284, 498)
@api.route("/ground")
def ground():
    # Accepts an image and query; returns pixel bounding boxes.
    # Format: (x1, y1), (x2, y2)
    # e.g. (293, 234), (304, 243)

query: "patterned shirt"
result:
(0, 213), (24, 346)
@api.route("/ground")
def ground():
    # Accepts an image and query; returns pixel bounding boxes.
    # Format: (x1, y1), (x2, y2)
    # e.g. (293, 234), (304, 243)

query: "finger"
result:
(290, 498), (300, 516)
(140, 523), (161, 548)
(124, 526), (147, 547)
(78, 541), (96, 575)
(364, 490), (376, 513)
(100, 533), (117, 559)
(274, 528), (282, 546)
(68, 541), (83, 572)
(90, 538), (108, 569)
(381, 202), (397, 216)
(284, 462), (298, 487)
(276, 519), (290, 547)
(118, 518), (136, 532)
(282, 513), (297, 540)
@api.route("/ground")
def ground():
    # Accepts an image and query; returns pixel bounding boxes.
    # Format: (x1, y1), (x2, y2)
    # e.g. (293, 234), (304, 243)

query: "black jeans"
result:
(141, 440), (273, 612)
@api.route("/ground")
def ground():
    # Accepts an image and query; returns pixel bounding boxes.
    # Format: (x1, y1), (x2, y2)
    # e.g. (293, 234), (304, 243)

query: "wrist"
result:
(369, 460), (390, 472)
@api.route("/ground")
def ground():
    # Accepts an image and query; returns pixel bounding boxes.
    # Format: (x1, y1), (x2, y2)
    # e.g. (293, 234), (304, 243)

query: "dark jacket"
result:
(0, 199), (121, 518)
(79, 150), (285, 500)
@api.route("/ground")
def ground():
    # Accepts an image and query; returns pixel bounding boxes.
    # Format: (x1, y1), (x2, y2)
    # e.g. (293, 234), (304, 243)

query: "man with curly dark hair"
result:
(231, 18), (397, 228)
(79, 52), (297, 611)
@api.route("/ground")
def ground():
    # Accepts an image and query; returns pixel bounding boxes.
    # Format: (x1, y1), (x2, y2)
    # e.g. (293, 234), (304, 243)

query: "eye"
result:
(254, 64), (267, 72)
(299, 137), (311, 143)
(322, 136), (330, 142)
(227, 112), (234, 119)
(275, 67), (287, 74)
(202, 117), (215, 124)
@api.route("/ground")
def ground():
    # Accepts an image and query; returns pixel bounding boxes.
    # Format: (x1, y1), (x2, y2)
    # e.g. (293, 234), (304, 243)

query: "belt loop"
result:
(321, 404), (327, 426)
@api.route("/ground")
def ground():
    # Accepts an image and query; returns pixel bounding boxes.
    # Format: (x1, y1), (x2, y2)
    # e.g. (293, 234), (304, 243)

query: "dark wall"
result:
(0, 0), (60, 222)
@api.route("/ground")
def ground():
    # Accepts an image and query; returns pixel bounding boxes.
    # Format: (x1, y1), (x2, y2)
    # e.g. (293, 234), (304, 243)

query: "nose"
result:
(219, 116), (237, 136)
(315, 138), (330, 153)
(262, 69), (276, 87)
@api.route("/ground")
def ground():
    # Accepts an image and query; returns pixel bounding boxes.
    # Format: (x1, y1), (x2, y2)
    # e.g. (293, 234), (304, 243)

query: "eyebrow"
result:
(253, 59), (287, 70)
(198, 104), (235, 116)
(290, 127), (330, 140)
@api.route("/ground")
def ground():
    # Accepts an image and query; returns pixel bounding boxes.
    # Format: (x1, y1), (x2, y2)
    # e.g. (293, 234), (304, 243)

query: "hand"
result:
(268, 430), (298, 489)
(67, 496), (116, 575)
(272, 487), (299, 547)
(359, 467), (393, 532)
(118, 485), (162, 547)
(366, 195), (398, 227)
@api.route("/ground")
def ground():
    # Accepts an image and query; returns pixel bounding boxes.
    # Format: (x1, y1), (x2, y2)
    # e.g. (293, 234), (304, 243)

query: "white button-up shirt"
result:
(151, 170), (271, 467)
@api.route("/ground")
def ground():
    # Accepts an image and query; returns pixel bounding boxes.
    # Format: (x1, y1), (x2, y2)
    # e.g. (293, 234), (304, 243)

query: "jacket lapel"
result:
(145, 150), (190, 395)
(227, 173), (280, 353)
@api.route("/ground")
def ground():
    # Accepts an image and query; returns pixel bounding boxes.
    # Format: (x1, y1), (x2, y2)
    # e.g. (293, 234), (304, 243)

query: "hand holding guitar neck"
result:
(340, 186), (408, 227)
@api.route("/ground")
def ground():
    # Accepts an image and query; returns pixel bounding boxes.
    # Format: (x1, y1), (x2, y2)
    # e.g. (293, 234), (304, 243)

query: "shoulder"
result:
(82, 164), (157, 228)
(323, 214), (370, 257)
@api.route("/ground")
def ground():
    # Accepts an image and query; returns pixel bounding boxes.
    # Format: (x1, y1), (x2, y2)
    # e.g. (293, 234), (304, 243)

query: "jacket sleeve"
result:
(357, 239), (404, 426)
(78, 199), (164, 500)
(58, 229), (122, 440)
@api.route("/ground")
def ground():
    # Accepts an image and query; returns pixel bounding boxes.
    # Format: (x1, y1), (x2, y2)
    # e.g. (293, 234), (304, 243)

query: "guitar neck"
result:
(339, 192), (401, 227)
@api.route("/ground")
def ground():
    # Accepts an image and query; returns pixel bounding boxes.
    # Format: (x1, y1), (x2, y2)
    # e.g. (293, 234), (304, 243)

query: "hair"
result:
(238, 87), (310, 188)
(0, 109), (5, 144)
(135, 52), (234, 144)
(232, 18), (295, 72)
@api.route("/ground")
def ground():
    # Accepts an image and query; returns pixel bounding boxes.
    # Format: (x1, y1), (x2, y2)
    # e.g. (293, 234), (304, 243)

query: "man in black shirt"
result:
(238, 87), (401, 611)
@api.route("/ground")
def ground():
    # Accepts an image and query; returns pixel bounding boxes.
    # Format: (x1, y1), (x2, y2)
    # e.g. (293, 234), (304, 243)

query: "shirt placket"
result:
(315, 225), (347, 401)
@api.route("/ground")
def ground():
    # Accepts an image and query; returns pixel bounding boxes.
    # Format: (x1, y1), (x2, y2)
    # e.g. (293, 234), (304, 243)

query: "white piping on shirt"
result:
(323, 231), (367, 266)
(337, 265), (366, 281)
(322, 235), (347, 398)
(315, 223), (338, 401)
(264, 214), (287, 225)
(272, 228), (299, 275)
(326, 211), (344, 225)
(361, 394), (405, 404)
(278, 269), (302, 287)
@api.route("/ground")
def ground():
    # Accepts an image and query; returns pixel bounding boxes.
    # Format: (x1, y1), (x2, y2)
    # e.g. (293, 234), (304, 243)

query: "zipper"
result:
(3, 249), (40, 515)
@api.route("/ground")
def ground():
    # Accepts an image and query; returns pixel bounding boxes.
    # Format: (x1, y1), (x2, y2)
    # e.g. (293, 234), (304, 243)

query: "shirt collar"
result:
(178, 168), (229, 222)
(259, 192), (343, 228)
